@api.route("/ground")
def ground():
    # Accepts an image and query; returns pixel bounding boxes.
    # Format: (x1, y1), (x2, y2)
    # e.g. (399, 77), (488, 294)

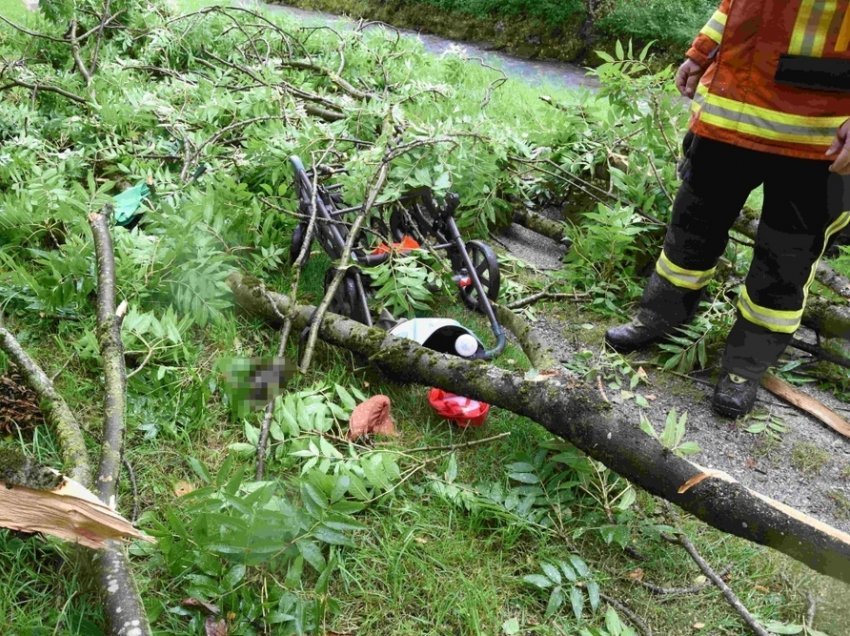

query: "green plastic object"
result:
(113, 182), (150, 226)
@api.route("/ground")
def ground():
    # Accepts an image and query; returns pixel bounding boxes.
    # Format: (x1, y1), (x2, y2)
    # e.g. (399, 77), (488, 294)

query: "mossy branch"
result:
(0, 325), (91, 486)
(88, 210), (151, 636)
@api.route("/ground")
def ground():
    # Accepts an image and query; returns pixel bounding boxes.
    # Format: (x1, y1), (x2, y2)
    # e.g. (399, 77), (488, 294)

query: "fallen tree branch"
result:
(0, 78), (89, 105)
(89, 210), (151, 636)
(0, 325), (91, 485)
(789, 337), (850, 370)
(664, 532), (769, 636)
(802, 295), (850, 341)
(761, 374), (850, 440)
(494, 304), (557, 370)
(230, 272), (850, 584)
(512, 207), (570, 245)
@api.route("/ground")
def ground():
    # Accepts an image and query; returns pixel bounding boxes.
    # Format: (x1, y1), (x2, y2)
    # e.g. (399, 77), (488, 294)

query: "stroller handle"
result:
(290, 155), (306, 173)
(483, 327), (506, 360)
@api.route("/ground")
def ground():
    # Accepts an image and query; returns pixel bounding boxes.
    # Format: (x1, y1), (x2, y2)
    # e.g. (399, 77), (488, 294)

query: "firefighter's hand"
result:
(827, 119), (850, 175)
(675, 58), (704, 99)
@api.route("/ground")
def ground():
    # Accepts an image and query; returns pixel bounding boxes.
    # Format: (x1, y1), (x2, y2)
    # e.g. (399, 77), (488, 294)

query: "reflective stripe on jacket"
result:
(686, 0), (850, 160)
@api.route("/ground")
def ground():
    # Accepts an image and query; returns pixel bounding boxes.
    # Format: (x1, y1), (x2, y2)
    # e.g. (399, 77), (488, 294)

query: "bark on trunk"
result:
(230, 272), (850, 584)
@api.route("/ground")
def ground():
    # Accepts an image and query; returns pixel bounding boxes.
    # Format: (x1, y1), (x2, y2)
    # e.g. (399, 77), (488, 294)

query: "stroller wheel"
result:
(458, 240), (501, 313)
(290, 222), (311, 266)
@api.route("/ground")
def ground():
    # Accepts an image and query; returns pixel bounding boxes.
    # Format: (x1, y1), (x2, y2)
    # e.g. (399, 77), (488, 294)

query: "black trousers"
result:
(647, 134), (850, 379)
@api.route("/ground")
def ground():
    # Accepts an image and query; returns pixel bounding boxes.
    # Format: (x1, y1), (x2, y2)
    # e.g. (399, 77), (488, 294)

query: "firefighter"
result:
(605, 0), (850, 418)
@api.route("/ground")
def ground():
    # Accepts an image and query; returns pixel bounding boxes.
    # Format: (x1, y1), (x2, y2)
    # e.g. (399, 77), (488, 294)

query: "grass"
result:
(790, 442), (832, 476)
(0, 0), (31, 22)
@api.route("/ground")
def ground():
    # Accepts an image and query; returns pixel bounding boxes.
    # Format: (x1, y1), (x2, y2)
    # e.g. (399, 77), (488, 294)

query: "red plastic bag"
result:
(427, 388), (490, 428)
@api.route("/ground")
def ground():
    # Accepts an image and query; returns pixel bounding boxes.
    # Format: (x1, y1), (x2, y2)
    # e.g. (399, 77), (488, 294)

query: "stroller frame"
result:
(288, 156), (506, 359)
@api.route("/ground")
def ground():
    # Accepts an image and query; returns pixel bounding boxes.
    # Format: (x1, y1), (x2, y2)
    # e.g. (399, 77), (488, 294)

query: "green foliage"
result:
(412, 0), (583, 23)
(139, 455), (362, 633)
(597, 0), (716, 47)
(658, 298), (734, 373)
(639, 408), (701, 458)
(522, 555), (600, 621)
(432, 440), (638, 548)
(742, 411), (788, 442)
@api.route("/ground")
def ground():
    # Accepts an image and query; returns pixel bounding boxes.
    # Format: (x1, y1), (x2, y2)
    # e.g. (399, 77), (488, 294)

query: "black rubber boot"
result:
(711, 320), (794, 418)
(711, 373), (759, 418)
(605, 273), (704, 353)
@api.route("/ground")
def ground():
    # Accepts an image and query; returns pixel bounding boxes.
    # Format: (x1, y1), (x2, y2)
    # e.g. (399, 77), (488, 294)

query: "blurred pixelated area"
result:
(219, 357), (297, 417)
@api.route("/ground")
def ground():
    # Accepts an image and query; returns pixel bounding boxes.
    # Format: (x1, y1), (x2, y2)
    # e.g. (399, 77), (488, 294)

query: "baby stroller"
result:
(288, 155), (506, 359)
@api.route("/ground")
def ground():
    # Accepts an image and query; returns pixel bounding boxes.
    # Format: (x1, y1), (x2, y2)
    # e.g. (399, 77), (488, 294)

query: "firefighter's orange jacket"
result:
(686, 0), (850, 160)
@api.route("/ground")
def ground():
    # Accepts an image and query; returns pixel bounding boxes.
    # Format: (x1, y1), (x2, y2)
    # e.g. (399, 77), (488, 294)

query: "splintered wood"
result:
(0, 476), (151, 550)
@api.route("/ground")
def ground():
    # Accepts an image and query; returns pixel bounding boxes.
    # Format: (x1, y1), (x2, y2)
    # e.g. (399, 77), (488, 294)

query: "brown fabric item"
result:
(348, 395), (397, 440)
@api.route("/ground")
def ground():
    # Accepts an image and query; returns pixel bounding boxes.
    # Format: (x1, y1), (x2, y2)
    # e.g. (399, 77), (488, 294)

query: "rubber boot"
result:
(711, 320), (793, 418)
(605, 272), (705, 353)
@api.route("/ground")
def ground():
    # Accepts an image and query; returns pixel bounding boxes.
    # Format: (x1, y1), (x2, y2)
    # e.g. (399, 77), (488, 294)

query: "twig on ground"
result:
(599, 592), (652, 636)
(0, 79), (88, 104)
(69, 20), (94, 89)
(406, 431), (511, 453)
(636, 564), (733, 596)
(805, 591), (817, 628)
(663, 532), (769, 636)
(788, 338), (850, 370)
(256, 148), (333, 478)
(597, 375), (610, 404)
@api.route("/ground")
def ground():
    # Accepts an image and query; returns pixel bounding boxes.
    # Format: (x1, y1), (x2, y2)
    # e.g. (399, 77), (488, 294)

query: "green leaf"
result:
(570, 585), (585, 621)
(568, 554), (590, 578)
(605, 606), (623, 634)
(502, 618), (520, 635)
(638, 415), (657, 439)
(445, 454), (458, 484)
(586, 580), (600, 612)
(545, 586), (565, 619)
(541, 562), (562, 585)
(558, 561), (577, 582)
(522, 574), (553, 590)
(761, 621), (803, 634)
(224, 564), (246, 589)
(313, 524), (354, 547)
(298, 540), (326, 572)
(508, 472), (540, 484)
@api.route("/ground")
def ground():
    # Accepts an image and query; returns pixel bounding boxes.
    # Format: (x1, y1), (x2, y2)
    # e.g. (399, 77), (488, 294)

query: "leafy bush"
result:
(597, 0), (716, 47)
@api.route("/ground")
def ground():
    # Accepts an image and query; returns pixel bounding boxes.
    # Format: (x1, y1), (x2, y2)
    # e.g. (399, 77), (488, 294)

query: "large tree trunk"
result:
(230, 272), (850, 584)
